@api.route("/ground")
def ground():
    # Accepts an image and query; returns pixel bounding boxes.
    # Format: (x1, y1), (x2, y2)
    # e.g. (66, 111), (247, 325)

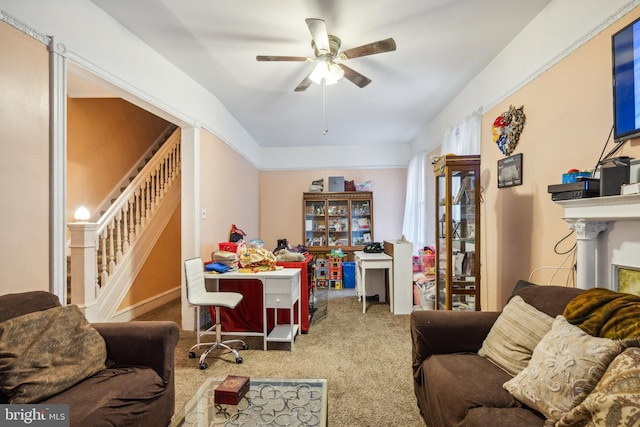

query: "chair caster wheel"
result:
(199, 362), (208, 370)
(235, 356), (243, 364)
(242, 344), (249, 350)
(188, 351), (196, 359)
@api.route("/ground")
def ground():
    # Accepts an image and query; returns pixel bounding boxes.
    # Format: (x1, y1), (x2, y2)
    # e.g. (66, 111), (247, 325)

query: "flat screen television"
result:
(612, 16), (640, 143)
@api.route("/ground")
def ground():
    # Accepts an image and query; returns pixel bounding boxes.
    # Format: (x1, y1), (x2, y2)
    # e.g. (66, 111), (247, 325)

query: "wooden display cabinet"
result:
(433, 155), (481, 310)
(303, 192), (373, 259)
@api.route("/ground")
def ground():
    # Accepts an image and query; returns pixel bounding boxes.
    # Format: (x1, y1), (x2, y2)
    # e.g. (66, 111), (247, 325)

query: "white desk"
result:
(204, 269), (301, 351)
(354, 251), (394, 314)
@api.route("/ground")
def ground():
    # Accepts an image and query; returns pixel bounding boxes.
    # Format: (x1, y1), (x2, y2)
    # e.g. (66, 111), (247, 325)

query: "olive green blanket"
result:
(563, 288), (640, 339)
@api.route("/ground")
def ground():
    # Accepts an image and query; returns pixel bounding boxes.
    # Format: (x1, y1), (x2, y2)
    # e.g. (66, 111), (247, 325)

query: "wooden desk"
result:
(354, 251), (394, 314)
(204, 269), (301, 351)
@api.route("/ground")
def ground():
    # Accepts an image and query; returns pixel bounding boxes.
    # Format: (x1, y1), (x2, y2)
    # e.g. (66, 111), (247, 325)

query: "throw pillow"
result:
(556, 346), (640, 427)
(0, 305), (107, 403)
(503, 315), (626, 424)
(478, 295), (554, 376)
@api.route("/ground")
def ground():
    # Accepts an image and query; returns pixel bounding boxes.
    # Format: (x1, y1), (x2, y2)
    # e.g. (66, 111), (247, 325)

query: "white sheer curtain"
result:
(441, 108), (482, 155)
(403, 108), (482, 255)
(402, 153), (428, 255)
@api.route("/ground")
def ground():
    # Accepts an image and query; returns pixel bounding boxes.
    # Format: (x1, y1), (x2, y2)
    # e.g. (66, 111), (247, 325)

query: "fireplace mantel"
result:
(556, 193), (640, 221)
(555, 193), (640, 289)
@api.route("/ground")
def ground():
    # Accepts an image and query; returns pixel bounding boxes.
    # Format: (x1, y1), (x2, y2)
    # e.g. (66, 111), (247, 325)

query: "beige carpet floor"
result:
(136, 289), (424, 426)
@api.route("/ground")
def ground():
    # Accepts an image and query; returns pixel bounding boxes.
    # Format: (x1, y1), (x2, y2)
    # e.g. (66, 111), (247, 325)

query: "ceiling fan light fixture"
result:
(309, 61), (344, 85)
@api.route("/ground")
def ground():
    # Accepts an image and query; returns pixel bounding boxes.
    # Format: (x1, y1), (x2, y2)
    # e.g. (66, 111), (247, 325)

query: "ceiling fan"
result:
(256, 18), (396, 92)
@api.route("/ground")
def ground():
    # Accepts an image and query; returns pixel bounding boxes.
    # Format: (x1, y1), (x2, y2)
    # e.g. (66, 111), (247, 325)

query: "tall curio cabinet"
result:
(303, 192), (373, 258)
(433, 155), (481, 310)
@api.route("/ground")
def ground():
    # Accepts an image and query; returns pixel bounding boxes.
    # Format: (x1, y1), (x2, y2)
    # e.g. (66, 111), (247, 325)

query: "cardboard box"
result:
(215, 375), (250, 405)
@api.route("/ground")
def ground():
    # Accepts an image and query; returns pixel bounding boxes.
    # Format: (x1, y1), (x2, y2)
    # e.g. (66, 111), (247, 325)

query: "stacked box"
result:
(327, 256), (343, 289)
(315, 258), (328, 282)
(316, 259), (329, 269)
(328, 256), (342, 265)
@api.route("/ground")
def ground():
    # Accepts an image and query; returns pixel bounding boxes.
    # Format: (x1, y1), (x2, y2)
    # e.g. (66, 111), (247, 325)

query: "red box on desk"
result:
(215, 375), (250, 405)
(218, 241), (238, 252)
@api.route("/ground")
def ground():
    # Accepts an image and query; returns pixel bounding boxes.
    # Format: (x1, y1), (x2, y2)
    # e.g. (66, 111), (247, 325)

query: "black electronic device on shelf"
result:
(547, 178), (600, 201)
(599, 157), (631, 196)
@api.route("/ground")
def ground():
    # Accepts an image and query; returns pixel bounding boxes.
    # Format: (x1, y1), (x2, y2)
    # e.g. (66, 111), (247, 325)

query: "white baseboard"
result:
(110, 287), (181, 322)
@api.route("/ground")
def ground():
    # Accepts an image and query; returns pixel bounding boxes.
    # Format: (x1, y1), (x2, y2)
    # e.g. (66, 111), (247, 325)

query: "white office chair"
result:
(184, 257), (248, 369)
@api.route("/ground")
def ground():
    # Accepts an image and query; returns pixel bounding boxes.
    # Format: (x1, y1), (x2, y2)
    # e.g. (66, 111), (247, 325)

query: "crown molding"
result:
(0, 9), (50, 45)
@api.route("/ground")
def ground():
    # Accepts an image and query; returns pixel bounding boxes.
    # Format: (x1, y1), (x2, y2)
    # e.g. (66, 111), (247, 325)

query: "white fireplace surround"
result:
(556, 193), (640, 290)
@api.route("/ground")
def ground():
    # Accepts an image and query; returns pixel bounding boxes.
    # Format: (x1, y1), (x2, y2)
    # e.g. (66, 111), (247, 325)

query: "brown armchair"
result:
(0, 291), (179, 427)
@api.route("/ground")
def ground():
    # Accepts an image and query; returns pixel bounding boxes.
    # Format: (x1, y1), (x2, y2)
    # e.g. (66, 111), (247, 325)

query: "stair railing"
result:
(68, 129), (181, 317)
(91, 124), (178, 223)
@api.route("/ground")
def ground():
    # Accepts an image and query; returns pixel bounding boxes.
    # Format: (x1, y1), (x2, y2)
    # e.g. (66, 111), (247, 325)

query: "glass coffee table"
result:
(171, 377), (328, 426)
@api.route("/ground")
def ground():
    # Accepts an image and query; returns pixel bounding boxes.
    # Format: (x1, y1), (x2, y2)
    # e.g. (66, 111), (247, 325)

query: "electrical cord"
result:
(593, 124), (631, 173)
(554, 230), (576, 255)
(554, 230), (577, 287)
(528, 230), (577, 286)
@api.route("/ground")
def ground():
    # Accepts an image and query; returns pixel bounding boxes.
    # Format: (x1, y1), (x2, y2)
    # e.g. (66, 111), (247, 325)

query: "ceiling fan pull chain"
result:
(323, 78), (328, 135)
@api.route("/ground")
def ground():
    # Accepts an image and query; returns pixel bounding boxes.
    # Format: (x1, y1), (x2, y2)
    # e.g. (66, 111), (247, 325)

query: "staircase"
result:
(68, 126), (181, 322)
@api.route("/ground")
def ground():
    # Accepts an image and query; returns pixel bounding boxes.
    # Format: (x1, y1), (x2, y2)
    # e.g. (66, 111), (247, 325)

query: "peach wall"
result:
(480, 6), (640, 310)
(0, 22), (50, 294)
(259, 169), (407, 252)
(67, 98), (170, 222)
(199, 130), (260, 260)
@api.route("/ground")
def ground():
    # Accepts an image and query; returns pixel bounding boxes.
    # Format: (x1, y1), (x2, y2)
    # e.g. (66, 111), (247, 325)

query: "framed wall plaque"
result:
(497, 153), (523, 188)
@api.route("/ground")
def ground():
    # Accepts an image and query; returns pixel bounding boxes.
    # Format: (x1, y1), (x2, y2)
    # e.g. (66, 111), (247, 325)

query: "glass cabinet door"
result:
(303, 191), (374, 258)
(304, 200), (326, 247)
(434, 155), (480, 311)
(327, 200), (349, 247)
(350, 199), (372, 246)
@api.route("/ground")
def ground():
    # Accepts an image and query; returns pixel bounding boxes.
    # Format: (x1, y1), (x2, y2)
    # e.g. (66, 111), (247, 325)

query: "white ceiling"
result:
(85, 0), (552, 149)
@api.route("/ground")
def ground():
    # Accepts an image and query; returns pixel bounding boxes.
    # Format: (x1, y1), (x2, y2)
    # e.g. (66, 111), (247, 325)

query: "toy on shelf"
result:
(419, 246), (435, 276)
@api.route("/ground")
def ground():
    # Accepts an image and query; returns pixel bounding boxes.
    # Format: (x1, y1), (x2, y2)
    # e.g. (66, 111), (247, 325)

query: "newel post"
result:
(68, 222), (99, 310)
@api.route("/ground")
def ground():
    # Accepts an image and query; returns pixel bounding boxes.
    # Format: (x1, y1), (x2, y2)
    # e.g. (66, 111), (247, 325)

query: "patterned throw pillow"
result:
(503, 316), (626, 424)
(0, 305), (107, 403)
(478, 295), (554, 376)
(556, 347), (640, 427)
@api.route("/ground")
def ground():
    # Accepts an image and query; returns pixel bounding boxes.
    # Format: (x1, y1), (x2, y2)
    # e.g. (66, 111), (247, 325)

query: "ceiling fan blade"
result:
(305, 18), (330, 54)
(339, 38), (397, 60)
(339, 64), (372, 88)
(294, 75), (313, 92)
(256, 55), (309, 62)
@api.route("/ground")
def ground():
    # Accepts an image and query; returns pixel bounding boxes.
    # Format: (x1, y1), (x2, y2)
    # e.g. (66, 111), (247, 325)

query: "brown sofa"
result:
(410, 282), (584, 427)
(0, 291), (179, 427)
